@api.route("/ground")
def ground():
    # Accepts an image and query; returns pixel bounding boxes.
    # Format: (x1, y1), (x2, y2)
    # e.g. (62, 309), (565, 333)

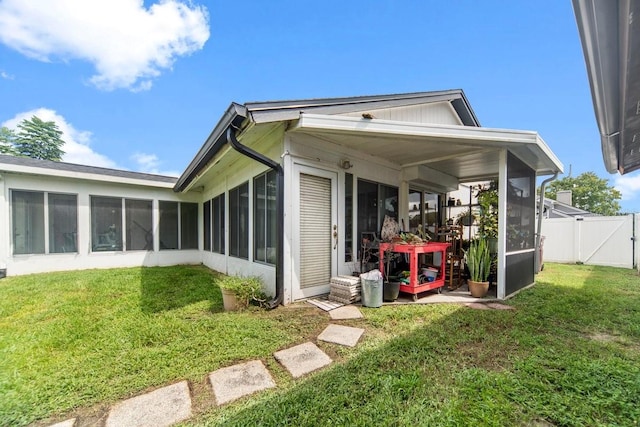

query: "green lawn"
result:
(1, 264), (639, 426)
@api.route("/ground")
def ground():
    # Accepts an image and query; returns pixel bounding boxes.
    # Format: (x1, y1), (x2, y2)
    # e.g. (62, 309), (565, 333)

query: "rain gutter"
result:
(226, 127), (284, 308)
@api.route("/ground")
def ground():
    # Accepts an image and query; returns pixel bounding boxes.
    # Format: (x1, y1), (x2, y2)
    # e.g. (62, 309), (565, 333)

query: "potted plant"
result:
(464, 238), (492, 297)
(218, 275), (267, 311)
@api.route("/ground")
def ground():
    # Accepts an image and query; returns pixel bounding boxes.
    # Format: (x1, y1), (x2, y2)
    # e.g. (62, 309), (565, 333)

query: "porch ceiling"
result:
(291, 114), (564, 181)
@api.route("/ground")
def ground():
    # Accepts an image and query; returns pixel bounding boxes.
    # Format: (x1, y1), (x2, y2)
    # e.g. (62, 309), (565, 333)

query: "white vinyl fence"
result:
(540, 214), (639, 270)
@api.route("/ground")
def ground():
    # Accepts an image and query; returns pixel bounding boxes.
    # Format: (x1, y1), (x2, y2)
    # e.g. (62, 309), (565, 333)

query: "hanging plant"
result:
(454, 209), (476, 227)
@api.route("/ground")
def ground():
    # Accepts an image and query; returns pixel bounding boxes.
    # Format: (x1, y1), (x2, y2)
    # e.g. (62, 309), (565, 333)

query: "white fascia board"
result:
(0, 163), (175, 189)
(292, 114), (564, 172)
(295, 114), (564, 174)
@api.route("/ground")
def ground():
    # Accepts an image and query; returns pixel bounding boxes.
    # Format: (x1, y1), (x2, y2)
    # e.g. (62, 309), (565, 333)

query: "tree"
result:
(0, 126), (16, 155)
(545, 171), (621, 216)
(14, 116), (65, 161)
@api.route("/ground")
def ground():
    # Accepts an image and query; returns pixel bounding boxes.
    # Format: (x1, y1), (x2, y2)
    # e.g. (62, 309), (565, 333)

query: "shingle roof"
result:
(0, 154), (177, 184)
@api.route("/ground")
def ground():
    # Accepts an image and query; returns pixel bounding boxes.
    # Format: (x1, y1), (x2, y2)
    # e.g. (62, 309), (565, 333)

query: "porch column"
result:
(497, 149), (508, 299)
(399, 180), (409, 231)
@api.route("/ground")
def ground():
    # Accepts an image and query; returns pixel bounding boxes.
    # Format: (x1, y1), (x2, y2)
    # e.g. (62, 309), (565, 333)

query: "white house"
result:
(0, 90), (564, 305)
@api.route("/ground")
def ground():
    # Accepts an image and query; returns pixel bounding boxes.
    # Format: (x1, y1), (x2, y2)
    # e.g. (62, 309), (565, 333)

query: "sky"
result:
(1, 0), (639, 213)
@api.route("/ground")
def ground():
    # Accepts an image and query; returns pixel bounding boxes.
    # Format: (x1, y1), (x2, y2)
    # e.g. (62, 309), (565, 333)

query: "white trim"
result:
(293, 113), (564, 174)
(0, 163), (175, 189)
(497, 150), (508, 300)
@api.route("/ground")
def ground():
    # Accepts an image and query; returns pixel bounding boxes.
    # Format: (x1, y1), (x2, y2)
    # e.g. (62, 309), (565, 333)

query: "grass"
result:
(1, 264), (639, 426)
(0, 265), (327, 426)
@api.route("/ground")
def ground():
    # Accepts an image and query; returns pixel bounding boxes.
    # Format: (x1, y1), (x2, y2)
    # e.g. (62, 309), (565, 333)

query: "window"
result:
(125, 199), (153, 250)
(203, 200), (211, 251)
(212, 194), (225, 254)
(12, 190), (45, 254)
(506, 153), (535, 252)
(181, 203), (198, 249)
(159, 201), (198, 250)
(49, 193), (77, 253)
(356, 179), (398, 259)
(229, 182), (249, 259)
(254, 170), (276, 264)
(12, 190), (78, 255)
(344, 173), (353, 262)
(159, 201), (178, 249)
(91, 196), (123, 251)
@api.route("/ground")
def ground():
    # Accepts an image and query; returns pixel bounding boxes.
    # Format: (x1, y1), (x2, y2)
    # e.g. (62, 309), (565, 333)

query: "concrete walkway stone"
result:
(47, 419), (76, 427)
(209, 360), (276, 405)
(318, 324), (365, 347)
(329, 305), (363, 320)
(273, 342), (332, 378)
(105, 381), (191, 427)
(486, 302), (515, 310)
(465, 302), (491, 310)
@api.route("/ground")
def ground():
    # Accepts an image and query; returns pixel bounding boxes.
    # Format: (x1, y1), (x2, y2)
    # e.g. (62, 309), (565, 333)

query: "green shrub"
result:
(218, 275), (268, 308)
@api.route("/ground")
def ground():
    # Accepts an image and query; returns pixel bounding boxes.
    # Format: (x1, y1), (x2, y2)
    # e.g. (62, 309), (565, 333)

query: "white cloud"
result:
(0, 70), (13, 80)
(2, 108), (118, 168)
(614, 172), (640, 202)
(0, 0), (209, 91)
(131, 152), (180, 177)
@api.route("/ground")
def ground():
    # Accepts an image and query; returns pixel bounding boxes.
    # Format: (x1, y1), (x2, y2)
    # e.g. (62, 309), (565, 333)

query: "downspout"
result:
(536, 172), (558, 273)
(226, 127), (284, 308)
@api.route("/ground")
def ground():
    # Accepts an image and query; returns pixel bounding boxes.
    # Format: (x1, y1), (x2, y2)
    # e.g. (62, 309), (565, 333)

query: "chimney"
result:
(556, 190), (572, 206)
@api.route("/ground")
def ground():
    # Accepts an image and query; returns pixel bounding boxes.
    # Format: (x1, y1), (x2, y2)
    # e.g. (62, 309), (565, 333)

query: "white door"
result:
(294, 165), (338, 300)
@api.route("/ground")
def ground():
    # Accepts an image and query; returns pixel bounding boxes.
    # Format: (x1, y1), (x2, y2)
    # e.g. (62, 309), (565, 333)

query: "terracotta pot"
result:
(221, 288), (240, 311)
(467, 280), (489, 298)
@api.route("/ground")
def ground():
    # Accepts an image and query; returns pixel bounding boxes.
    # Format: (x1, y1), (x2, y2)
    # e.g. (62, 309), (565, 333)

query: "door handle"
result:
(333, 225), (338, 249)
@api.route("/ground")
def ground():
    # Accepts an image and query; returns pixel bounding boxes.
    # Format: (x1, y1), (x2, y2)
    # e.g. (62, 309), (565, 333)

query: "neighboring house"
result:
(540, 190), (598, 219)
(0, 89), (564, 304)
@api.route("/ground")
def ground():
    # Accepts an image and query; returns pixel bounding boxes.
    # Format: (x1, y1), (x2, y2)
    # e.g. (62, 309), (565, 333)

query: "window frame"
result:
(229, 182), (249, 259)
(253, 170), (277, 265)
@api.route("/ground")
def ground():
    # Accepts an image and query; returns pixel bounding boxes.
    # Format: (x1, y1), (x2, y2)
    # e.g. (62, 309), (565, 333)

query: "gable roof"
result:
(174, 89), (479, 192)
(0, 154), (177, 187)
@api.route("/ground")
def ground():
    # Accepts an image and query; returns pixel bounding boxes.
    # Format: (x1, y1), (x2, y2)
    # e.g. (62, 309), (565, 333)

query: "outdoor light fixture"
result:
(339, 159), (353, 169)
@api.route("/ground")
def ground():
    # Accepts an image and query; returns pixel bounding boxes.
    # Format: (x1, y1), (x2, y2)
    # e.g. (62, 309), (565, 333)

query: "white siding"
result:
(340, 101), (462, 125)
(197, 126), (284, 299)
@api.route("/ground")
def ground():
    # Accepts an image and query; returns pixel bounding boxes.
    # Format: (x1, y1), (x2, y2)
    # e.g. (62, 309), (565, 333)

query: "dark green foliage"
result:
(0, 126), (16, 155)
(14, 116), (66, 161)
(545, 172), (622, 215)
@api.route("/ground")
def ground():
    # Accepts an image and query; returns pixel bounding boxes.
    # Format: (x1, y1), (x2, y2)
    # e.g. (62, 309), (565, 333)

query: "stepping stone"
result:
(209, 360), (276, 405)
(465, 302), (491, 310)
(486, 302), (515, 310)
(329, 305), (363, 320)
(318, 324), (364, 347)
(105, 381), (191, 427)
(273, 342), (332, 378)
(48, 419), (76, 427)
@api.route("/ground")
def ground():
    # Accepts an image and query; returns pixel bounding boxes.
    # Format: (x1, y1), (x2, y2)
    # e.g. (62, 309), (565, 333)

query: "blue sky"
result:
(1, 0), (639, 212)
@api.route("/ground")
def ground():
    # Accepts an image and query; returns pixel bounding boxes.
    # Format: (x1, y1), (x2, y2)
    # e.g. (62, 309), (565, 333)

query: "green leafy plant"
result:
(476, 181), (498, 239)
(218, 275), (268, 308)
(454, 208), (476, 226)
(464, 238), (492, 282)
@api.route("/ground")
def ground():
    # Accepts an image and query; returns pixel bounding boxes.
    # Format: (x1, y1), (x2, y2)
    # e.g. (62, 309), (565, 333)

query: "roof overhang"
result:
(173, 89), (481, 192)
(0, 156), (177, 188)
(573, 0), (640, 174)
(290, 114), (564, 182)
